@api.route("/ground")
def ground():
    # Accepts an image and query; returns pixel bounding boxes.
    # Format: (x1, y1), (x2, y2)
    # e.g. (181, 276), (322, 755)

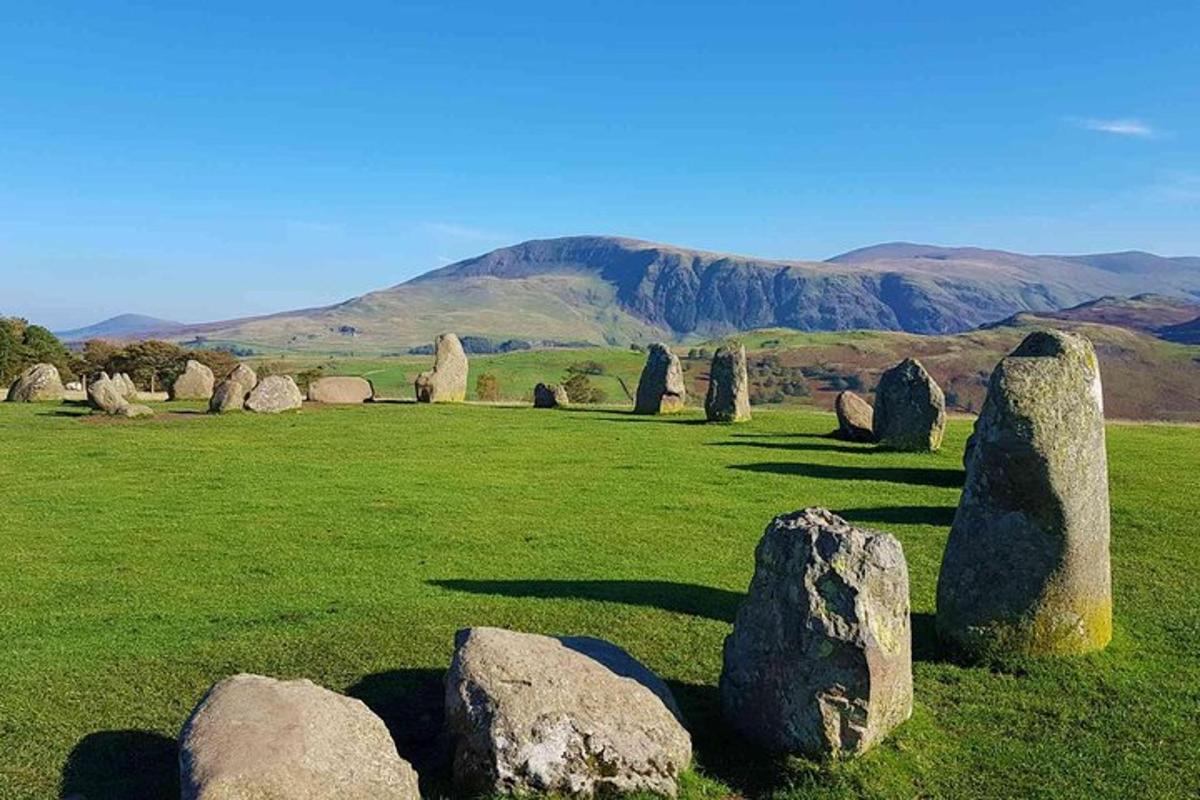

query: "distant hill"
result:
(68, 236), (1200, 353)
(56, 313), (184, 342)
(987, 294), (1200, 336)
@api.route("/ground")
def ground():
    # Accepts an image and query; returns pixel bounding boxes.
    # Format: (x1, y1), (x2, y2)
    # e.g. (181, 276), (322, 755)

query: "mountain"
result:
(56, 313), (184, 342)
(74, 236), (1200, 353)
(987, 294), (1200, 335)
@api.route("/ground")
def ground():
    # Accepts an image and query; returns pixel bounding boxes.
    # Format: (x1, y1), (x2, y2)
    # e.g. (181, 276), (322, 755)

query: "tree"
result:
(108, 340), (187, 391)
(0, 318), (74, 384)
(0, 318), (24, 385)
(475, 373), (501, 402)
(81, 339), (120, 377)
(562, 373), (606, 404)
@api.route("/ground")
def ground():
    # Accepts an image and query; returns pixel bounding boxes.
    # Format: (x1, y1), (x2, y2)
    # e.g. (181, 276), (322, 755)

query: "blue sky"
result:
(2, 2), (1198, 328)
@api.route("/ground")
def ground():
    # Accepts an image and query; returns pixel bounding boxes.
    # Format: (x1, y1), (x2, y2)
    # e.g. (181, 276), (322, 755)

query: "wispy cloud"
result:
(1074, 117), (1158, 138)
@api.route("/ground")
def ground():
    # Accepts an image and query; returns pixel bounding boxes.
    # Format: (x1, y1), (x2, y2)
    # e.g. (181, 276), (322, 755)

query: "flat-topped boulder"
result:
(446, 627), (691, 797)
(415, 333), (468, 403)
(721, 508), (912, 757)
(308, 376), (374, 404)
(704, 343), (751, 422)
(937, 330), (1112, 658)
(6, 363), (64, 402)
(246, 375), (303, 413)
(872, 358), (946, 451)
(533, 382), (570, 408)
(170, 360), (215, 401)
(179, 673), (420, 800)
(634, 343), (687, 414)
(834, 390), (875, 442)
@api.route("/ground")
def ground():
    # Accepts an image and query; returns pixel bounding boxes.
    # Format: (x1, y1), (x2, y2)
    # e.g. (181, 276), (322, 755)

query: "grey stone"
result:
(87, 374), (153, 418)
(415, 333), (468, 403)
(246, 375), (303, 413)
(208, 379), (248, 414)
(533, 382), (570, 408)
(704, 343), (751, 422)
(6, 363), (65, 402)
(115, 372), (138, 400)
(446, 627), (691, 797)
(834, 390), (875, 442)
(634, 343), (686, 414)
(179, 673), (419, 800)
(170, 360), (215, 401)
(308, 376), (374, 404)
(872, 358), (946, 451)
(117, 402), (155, 419)
(936, 329), (1112, 658)
(721, 508), (912, 758)
(227, 363), (258, 396)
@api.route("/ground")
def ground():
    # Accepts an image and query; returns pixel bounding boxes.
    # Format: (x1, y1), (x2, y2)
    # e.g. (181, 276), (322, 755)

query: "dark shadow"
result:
(836, 505), (957, 527)
(40, 409), (91, 418)
(61, 729), (179, 800)
(730, 461), (965, 488)
(597, 415), (709, 426)
(346, 668), (449, 798)
(910, 612), (945, 664)
(429, 579), (743, 623)
(708, 439), (876, 455)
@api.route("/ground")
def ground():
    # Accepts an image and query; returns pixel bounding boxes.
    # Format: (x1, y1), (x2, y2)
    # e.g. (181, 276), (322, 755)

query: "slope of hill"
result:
(56, 313), (184, 342)
(990, 294), (1200, 334)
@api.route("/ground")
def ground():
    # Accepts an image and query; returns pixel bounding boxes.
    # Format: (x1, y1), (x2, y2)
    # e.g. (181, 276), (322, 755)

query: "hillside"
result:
(72, 236), (1200, 353)
(56, 313), (184, 342)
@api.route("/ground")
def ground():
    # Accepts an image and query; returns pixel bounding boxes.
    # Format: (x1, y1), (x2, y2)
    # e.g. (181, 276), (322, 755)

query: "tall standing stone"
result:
(721, 508), (912, 758)
(6, 363), (65, 402)
(872, 358), (946, 451)
(170, 360), (215, 401)
(704, 343), (751, 422)
(834, 390), (875, 442)
(634, 343), (686, 414)
(414, 333), (468, 403)
(937, 330), (1112, 658)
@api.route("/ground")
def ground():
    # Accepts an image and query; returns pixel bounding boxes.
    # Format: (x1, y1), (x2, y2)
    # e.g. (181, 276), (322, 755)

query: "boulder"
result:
(179, 673), (420, 800)
(227, 363), (258, 396)
(704, 343), (751, 422)
(171, 360), (215, 401)
(937, 330), (1112, 658)
(117, 402), (155, 419)
(87, 375), (153, 418)
(308, 376), (374, 404)
(633, 343), (687, 414)
(834, 390), (875, 442)
(246, 376), (303, 414)
(115, 372), (138, 400)
(6, 363), (65, 402)
(532, 382), (570, 408)
(415, 333), (468, 403)
(446, 627), (691, 797)
(721, 508), (912, 757)
(208, 379), (248, 414)
(872, 358), (946, 451)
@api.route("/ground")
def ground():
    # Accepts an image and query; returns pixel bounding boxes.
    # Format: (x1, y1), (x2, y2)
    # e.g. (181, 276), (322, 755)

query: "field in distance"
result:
(1, 402), (1197, 798)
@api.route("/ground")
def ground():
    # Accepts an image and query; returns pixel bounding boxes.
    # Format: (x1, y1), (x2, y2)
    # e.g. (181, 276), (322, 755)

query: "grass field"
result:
(1, 401), (1198, 799)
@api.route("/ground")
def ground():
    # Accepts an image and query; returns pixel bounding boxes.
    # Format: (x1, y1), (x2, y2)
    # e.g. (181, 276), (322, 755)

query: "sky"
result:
(2, 2), (1198, 329)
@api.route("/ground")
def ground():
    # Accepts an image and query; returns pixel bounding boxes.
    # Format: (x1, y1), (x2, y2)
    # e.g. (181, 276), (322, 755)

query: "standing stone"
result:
(532, 382), (570, 408)
(704, 343), (751, 422)
(872, 358), (946, 451)
(246, 375), (303, 413)
(227, 363), (258, 396)
(179, 673), (420, 800)
(446, 627), (691, 797)
(170, 360), (215, 401)
(308, 376), (375, 404)
(834, 390), (875, 442)
(414, 333), (468, 403)
(721, 508), (912, 758)
(6, 363), (65, 402)
(208, 379), (248, 414)
(115, 372), (138, 400)
(634, 343), (687, 414)
(937, 330), (1112, 658)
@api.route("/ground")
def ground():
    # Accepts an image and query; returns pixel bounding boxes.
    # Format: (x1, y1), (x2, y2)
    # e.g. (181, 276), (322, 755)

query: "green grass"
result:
(1, 402), (1197, 799)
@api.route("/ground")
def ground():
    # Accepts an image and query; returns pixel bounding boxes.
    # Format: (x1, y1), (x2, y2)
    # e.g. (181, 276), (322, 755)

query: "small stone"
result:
(415, 333), (468, 403)
(834, 390), (875, 442)
(872, 358), (946, 451)
(246, 376), (303, 413)
(308, 376), (374, 404)
(704, 343), (751, 423)
(533, 382), (570, 408)
(634, 343), (687, 414)
(6, 363), (65, 402)
(170, 360), (215, 401)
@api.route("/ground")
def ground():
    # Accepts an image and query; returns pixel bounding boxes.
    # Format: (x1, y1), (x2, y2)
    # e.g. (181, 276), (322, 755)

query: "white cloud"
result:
(1075, 117), (1158, 138)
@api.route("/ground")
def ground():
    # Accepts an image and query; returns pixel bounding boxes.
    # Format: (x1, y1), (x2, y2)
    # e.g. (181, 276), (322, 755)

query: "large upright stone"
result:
(704, 343), (751, 422)
(834, 390), (875, 442)
(446, 627), (691, 797)
(246, 375), (303, 413)
(6, 363), (65, 402)
(533, 382), (570, 408)
(721, 508), (912, 758)
(872, 358), (946, 451)
(208, 379), (248, 414)
(308, 376), (374, 404)
(227, 363), (258, 396)
(115, 372), (138, 400)
(415, 333), (468, 403)
(634, 343), (686, 414)
(171, 360), (215, 401)
(937, 330), (1112, 658)
(179, 673), (420, 800)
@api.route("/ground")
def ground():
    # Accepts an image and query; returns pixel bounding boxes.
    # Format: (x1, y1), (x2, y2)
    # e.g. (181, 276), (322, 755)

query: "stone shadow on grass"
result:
(346, 667), (449, 798)
(836, 505), (957, 527)
(598, 414), (710, 425)
(429, 579), (743, 623)
(61, 729), (179, 799)
(709, 439), (877, 456)
(730, 461), (965, 488)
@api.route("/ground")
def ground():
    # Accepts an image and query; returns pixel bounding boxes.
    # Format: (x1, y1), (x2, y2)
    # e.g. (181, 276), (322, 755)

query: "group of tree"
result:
(0, 318), (76, 385)
(80, 338), (239, 391)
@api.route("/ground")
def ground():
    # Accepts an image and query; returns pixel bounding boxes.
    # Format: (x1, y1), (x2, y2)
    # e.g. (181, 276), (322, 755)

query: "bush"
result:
(0, 318), (75, 385)
(566, 360), (606, 376)
(475, 373), (501, 402)
(562, 373), (606, 404)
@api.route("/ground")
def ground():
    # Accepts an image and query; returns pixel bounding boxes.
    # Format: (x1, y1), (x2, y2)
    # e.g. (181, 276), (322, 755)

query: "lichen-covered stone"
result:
(208, 379), (248, 414)
(170, 360), (215, 401)
(705, 343), (751, 422)
(415, 333), (468, 402)
(634, 343), (686, 414)
(533, 382), (570, 408)
(226, 363), (258, 396)
(446, 627), (691, 797)
(872, 358), (946, 451)
(721, 508), (912, 758)
(179, 673), (419, 800)
(937, 329), (1112, 658)
(86, 374), (153, 418)
(114, 372), (138, 400)
(834, 390), (875, 442)
(308, 376), (374, 404)
(6, 363), (64, 402)
(246, 375), (303, 413)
